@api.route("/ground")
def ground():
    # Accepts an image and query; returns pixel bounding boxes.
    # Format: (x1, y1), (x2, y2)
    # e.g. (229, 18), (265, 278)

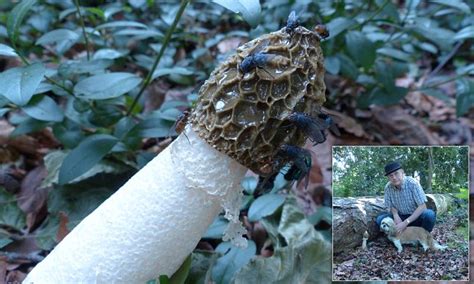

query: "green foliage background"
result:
(333, 146), (469, 197)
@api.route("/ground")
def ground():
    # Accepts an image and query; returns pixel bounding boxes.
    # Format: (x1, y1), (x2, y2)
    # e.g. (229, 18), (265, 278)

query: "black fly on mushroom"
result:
(239, 52), (275, 79)
(253, 13), (338, 193)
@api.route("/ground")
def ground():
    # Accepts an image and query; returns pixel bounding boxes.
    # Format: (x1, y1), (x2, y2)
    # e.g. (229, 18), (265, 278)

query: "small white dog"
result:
(380, 217), (447, 253)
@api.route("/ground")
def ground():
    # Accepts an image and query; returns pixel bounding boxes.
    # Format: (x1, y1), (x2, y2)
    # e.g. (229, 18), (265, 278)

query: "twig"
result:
(127, 0), (190, 116)
(0, 252), (44, 264)
(74, 0), (91, 60)
(427, 41), (464, 79)
(416, 72), (469, 91)
(384, 0), (412, 43)
(10, 42), (76, 96)
(352, 0), (390, 30)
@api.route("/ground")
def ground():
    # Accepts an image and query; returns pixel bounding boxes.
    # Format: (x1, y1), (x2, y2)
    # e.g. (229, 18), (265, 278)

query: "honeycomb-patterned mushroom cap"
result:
(190, 25), (326, 176)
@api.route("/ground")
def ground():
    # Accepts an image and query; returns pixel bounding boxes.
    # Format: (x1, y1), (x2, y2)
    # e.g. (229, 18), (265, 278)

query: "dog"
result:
(380, 217), (447, 253)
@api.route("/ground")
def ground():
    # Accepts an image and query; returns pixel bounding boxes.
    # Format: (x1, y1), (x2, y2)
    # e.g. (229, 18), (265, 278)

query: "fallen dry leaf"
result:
(56, 212), (70, 242)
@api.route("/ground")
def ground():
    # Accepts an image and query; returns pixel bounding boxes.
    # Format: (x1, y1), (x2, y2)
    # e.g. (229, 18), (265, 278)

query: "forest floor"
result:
(333, 214), (469, 281)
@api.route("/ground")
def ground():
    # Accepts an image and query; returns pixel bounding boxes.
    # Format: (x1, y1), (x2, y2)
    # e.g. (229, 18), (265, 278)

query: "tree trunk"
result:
(427, 147), (433, 192)
(333, 194), (455, 253)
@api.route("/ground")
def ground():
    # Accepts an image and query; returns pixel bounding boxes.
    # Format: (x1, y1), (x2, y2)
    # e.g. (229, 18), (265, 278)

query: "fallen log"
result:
(333, 194), (455, 253)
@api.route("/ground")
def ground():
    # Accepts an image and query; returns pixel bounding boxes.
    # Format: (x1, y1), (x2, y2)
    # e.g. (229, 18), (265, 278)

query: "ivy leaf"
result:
(7, 0), (37, 45)
(22, 95), (64, 122)
(74, 73), (142, 100)
(212, 0), (261, 27)
(326, 17), (356, 39)
(248, 194), (285, 222)
(324, 56), (341, 75)
(235, 197), (331, 283)
(204, 216), (228, 239)
(377, 47), (412, 62)
(0, 63), (46, 106)
(456, 78), (474, 116)
(58, 134), (119, 184)
(0, 44), (18, 57)
(0, 189), (26, 230)
(152, 67), (194, 80)
(453, 26), (474, 42)
(241, 176), (258, 194)
(96, 20), (148, 30)
(430, 0), (471, 14)
(36, 29), (80, 55)
(212, 241), (256, 284)
(345, 31), (376, 69)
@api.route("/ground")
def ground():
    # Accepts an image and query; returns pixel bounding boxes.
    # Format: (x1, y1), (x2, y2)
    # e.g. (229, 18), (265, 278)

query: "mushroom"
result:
(362, 231), (369, 250)
(24, 20), (329, 283)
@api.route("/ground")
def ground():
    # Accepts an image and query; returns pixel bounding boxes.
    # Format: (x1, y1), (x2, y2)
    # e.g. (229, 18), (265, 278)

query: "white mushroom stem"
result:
(23, 126), (247, 283)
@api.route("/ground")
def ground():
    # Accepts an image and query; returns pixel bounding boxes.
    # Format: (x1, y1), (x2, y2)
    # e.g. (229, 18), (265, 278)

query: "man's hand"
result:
(394, 214), (402, 225)
(395, 221), (408, 234)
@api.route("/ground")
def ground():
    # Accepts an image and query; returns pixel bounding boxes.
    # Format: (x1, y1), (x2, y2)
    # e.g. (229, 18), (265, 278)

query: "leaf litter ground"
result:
(333, 214), (469, 281)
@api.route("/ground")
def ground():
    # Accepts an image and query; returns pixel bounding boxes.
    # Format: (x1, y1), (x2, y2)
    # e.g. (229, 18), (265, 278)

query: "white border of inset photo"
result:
(331, 145), (470, 282)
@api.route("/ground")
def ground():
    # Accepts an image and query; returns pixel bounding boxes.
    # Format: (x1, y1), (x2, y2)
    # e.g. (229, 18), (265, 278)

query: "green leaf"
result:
(212, 0), (261, 27)
(241, 176), (257, 194)
(43, 150), (129, 187)
(0, 189), (26, 230)
(377, 47), (411, 62)
(248, 194), (285, 222)
(136, 116), (173, 138)
(212, 241), (256, 284)
(74, 73), (142, 100)
(114, 117), (137, 140)
(158, 276), (169, 284)
(114, 29), (163, 39)
(324, 56), (341, 75)
(187, 251), (217, 284)
(0, 238), (13, 249)
(336, 53), (359, 80)
(416, 42), (438, 54)
(152, 67), (194, 80)
(345, 31), (376, 69)
(58, 59), (114, 77)
(362, 86), (408, 107)
(325, 17), (356, 39)
(96, 20), (148, 30)
(234, 197), (331, 284)
(58, 134), (119, 184)
(34, 215), (60, 250)
(0, 44), (18, 57)
(307, 206), (332, 225)
(204, 216), (228, 239)
(456, 78), (474, 116)
(422, 89), (452, 103)
(453, 26), (474, 41)
(36, 29), (80, 55)
(7, 0), (37, 45)
(168, 254), (192, 284)
(0, 63), (46, 106)
(157, 107), (183, 121)
(11, 117), (48, 136)
(22, 95), (64, 122)
(430, 0), (471, 14)
(93, 49), (127, 60)
(46, 177), (121, 234)
(86, 7), (105, 20)
(53, 120), (84, 149)
(374, 60), (395, 89)
(411, 25), (455, 51)
(0, 108), (9, 117)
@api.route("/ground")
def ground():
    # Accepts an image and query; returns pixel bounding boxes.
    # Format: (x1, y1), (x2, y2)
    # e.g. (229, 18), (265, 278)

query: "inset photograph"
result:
(332, 146), (469, 281)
